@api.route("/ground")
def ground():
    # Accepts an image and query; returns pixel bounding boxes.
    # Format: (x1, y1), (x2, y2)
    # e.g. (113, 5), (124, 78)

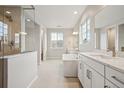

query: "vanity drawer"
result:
(105, 79), (118, 88)
(82, 55), (104, 76)
(105, 67), (124, 88)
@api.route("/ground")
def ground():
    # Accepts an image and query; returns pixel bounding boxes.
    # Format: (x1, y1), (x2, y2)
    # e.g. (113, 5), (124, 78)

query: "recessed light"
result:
(26, 18), (31, 22)
(74, 11), (78, 15)
(6, 11), (11, 14)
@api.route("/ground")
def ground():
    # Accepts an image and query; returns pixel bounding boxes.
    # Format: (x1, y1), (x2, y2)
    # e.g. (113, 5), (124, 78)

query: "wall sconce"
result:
(19, 32), (27, 35)
(72, 31), (78, 35)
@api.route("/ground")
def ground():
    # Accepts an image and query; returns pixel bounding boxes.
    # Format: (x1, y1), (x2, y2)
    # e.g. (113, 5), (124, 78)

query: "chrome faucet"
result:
(107, 47), (116, 57)
(112, 47), (116, 57)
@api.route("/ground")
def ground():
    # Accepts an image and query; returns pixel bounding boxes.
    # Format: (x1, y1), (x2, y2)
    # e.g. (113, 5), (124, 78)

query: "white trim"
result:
(27, 75), (38, 88)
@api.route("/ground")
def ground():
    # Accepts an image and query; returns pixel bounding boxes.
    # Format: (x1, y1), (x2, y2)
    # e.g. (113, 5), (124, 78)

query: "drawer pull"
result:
(111, 76), (124, 85)
(104, 85), (110, 88)
(80, 63), (81, 69)
(87, 69), (92, 79)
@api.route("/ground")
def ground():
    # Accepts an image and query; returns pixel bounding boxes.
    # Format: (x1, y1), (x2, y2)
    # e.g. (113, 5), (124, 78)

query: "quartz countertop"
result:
(62, 53), (79, 61)
(0, 51), (36, 59)
(80, 52), (124, 73)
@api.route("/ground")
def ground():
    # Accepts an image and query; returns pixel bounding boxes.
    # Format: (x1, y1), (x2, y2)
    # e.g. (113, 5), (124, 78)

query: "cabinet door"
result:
(105, 79), (118, 88)
(78, 61), (84, 85)
(84, 63), (104, 88)
(91, 68), (104, 88)
(84, 64), (92, 88)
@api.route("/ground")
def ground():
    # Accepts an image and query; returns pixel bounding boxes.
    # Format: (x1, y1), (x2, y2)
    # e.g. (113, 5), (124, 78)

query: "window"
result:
(0, 21), (8, 44)
(80, 18), (91, 44)
(50, 32), (64, 48)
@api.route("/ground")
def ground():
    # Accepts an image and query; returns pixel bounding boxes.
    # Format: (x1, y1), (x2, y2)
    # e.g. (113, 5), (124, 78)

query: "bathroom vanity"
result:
(78, 52), (124, 88)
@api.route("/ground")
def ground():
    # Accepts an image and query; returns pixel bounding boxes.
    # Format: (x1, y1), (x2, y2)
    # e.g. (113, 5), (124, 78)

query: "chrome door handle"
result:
(111, 76), (124, 85)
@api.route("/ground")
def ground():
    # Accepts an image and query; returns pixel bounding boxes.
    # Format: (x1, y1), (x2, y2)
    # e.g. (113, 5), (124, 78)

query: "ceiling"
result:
(34, 5), (86, 28)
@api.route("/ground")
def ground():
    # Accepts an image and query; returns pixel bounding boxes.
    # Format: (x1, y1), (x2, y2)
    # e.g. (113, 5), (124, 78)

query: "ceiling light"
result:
(26, 18), (31, 22)
(74, 11), (78, 15)
(6, 11), (11, 14)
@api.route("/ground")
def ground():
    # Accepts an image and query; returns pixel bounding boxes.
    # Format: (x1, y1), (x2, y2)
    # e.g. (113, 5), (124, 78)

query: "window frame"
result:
(50, 32), (64, 49)
(80, 18), (91, 44)
(0, 21), (8, 44)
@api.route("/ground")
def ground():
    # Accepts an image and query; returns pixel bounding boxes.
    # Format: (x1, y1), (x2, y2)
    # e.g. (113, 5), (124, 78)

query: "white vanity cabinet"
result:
(79, 54), (104, 88)
(83, 63), (104, 88)
(79, 53), (124, 88)
(83, 64), (92, 88)
(105, 79), (118, 88)
(105, 67), (124, 88)
(91, 67), (104, 88)
(78, 55), (84, 86)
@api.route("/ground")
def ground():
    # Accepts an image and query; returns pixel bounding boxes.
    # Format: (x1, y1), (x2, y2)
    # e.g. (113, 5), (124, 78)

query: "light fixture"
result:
(26, 18), (31, 22)
(72, 31), (78, 35)
(6, 11), (11, 14)
(19, 32), (27, 35)
(73, 11), (78, 15)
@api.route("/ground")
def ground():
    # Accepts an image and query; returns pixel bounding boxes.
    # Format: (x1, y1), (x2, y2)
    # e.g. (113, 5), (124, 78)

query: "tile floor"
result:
(30, 60), (81, 88)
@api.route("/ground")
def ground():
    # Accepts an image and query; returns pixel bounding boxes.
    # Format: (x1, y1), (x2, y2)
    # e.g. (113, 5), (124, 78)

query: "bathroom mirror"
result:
(94, 6), (124, 56)
(0, 6), (21, 56)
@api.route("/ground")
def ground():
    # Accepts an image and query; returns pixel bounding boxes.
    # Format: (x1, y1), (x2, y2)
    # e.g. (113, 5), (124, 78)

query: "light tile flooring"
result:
(31, 60), (81, 88)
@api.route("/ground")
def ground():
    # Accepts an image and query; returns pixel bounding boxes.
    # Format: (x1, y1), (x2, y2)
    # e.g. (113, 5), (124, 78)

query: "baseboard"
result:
(27, 75), (38, 88)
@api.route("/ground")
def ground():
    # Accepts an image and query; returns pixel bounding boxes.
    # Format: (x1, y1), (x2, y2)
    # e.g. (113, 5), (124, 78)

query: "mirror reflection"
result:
(0, 6), (35, 56)
(95, 6), (124, 57)
(0, 6), (21, 56)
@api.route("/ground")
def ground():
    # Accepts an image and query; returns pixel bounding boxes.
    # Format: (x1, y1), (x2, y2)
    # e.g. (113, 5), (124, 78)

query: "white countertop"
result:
(80, 52), (124, 73)
(62, 53), (78, 61)
(0, 51), (37, 59)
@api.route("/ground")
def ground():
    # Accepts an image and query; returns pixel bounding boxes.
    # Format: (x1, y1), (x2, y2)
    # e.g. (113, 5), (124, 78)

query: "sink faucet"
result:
(107, 47), (116, 57)
(112, 47), (116, 57)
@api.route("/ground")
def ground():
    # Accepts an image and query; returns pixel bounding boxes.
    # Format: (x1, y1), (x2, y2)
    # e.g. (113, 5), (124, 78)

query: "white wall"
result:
(100, 29), (107, 50)
(47, 28), (74, 59)
(7, 52), (38, 88)
(74, 5), (104, 52)
(72, 22), (79, 49)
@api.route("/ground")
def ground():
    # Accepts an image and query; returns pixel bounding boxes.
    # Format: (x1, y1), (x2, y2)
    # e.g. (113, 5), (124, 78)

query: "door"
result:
(84, 63), (104, 88)
(78, 60), (84, 85)
(91, 68), (104, 88)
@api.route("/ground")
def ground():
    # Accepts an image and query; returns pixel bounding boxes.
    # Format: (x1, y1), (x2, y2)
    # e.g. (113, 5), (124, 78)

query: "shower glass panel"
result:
(21, 6), (35, 52)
